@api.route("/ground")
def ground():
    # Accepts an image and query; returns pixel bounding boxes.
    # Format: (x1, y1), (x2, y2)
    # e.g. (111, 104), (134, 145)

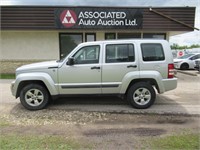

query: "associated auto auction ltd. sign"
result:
(55, 8), (143, 29)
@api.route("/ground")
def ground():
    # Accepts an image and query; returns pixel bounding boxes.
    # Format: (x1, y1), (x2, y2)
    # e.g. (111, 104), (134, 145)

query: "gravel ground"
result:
(1, 110), (199, 149)
(0, 71), (200, 149)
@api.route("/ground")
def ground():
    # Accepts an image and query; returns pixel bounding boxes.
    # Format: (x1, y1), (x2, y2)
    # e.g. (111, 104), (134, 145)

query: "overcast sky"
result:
(1, 0), (199, 46)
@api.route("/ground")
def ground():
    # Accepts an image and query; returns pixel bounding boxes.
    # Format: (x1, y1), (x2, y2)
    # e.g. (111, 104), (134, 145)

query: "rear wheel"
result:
(180, 63), (189, 70)
(20, 84), (49, 110)
(127, 82), (156, 109)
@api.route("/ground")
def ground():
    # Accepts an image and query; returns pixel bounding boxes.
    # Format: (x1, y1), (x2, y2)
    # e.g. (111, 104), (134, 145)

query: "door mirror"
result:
(67, 57), (74, 65)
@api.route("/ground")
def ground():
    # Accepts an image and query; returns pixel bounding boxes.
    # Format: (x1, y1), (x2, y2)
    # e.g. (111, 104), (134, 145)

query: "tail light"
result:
(168, 64), (175, 78)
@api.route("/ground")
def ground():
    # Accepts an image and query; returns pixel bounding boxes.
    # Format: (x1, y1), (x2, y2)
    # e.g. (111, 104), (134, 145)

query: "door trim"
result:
(59, 83), (120, 89)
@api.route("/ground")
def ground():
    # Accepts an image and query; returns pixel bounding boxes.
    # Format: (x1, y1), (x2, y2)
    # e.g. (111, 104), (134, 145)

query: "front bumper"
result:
(10, 80), (16, 97)
(174, 62), (181, 69)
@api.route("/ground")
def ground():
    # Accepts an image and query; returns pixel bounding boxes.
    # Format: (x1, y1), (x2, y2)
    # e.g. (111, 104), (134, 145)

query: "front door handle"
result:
(127, 65), (137, 68)
(91, 66), (100, 70)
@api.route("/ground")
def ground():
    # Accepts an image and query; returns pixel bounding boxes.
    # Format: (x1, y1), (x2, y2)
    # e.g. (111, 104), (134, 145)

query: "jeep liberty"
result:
(11, 39), (177, 110)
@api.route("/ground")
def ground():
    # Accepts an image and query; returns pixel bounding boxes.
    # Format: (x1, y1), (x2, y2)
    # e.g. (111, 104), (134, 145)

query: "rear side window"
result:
(190, 54), (200, 60)
(141, 43), (165, 61)
(106, 44), (135, 63)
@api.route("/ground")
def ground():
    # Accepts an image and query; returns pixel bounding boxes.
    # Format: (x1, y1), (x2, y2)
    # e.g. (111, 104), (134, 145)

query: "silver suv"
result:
(11, 39), (177, 110)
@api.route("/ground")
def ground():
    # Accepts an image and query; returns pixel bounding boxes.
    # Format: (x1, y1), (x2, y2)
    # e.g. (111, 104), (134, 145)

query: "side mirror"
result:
(67, 57), (74, 65)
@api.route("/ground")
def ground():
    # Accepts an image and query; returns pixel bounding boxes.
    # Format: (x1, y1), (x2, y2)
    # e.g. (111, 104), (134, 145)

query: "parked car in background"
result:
(173, 53), (200, 70)
(194, 58), (200, 72)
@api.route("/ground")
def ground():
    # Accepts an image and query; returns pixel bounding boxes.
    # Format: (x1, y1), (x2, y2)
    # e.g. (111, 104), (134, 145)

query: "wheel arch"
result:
(16, 80), (50, 98)
(125, 78), (159, 95)
(180, 62), (189, 70)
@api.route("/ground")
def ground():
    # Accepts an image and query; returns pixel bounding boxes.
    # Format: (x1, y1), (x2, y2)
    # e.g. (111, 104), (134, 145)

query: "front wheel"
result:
(127, 82), (156, 109)
(20, 84), (49, 110)
(180, 63), (189, 70)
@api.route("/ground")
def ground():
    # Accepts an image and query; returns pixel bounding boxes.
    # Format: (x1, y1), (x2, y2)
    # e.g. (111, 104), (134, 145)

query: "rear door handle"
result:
(91, 66), (100, 70)
(127, 65), (137, 68)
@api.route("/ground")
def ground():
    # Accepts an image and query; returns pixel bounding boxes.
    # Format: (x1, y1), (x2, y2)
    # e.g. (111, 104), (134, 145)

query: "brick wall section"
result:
(0, 60), (52, 74)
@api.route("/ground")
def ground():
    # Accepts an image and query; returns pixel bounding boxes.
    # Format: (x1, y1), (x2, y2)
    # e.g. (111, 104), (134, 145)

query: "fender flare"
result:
(120, 71), (165, 94)
(14, 72), (59, 97)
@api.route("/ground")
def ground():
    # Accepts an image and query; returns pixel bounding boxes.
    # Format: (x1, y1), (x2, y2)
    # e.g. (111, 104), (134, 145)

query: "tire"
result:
(127, 82), (156, 109)
(180, 63), (189, 70)
(19, 84), (49, 110)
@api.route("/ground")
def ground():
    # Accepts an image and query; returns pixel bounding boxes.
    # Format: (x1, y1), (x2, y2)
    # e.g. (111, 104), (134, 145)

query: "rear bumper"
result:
(162, 78), (177, 93)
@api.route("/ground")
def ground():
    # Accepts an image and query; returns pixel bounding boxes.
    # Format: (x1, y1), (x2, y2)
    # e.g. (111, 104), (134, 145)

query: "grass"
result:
(0, 74), (15, 79)
(151, 133), (200, 150)
(0, 134), (90, 150)
(0, 120), (11, 127)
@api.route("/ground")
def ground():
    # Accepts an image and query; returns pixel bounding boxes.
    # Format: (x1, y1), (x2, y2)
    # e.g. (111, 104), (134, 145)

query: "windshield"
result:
(177, 54), (194, 59)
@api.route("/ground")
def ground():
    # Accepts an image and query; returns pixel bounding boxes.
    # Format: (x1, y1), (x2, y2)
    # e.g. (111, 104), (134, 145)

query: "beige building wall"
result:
(0, 31), (59, 73)
(96, 32), (105, 41)
(1, 31), (59, 60)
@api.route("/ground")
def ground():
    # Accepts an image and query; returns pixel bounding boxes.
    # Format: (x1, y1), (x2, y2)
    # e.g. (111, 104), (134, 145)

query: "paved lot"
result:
(0, 72), (199, 115)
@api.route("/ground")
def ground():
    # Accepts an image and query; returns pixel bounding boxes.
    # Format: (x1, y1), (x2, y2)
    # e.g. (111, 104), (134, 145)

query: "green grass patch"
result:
(0, 134), (91, 150)
(151, 133), (200, 150)
(0, 74), (15, 79)
(0, 120), (11, 127)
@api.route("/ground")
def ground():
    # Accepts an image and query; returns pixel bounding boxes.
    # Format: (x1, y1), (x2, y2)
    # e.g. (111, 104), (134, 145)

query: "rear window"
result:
(141, 43), (165, 61)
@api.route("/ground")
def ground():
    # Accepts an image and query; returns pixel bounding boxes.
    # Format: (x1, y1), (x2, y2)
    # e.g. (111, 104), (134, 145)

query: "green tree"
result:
(171, 43), (200, 50)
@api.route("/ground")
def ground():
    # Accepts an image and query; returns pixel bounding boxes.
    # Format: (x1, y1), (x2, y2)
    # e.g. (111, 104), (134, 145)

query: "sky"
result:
(0, 0), (199, 46)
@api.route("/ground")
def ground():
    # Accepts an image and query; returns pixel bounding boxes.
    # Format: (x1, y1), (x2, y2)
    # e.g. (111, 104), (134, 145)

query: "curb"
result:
(176, 70), (198, 76)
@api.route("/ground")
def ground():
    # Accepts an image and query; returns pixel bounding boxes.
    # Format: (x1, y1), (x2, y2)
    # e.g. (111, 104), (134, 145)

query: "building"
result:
(0, 6), (197, 73)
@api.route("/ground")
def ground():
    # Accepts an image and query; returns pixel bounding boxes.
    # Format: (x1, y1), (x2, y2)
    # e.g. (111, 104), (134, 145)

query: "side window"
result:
(191, 54), (200, 60)
(106, 44), (135, 63)
(73, 45), (100, 64)
(141, 43), (165, 61)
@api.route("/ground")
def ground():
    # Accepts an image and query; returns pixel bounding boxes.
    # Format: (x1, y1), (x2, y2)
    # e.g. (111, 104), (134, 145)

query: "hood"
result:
(16, 60), (59, 72)
(173, 58), (184, 63)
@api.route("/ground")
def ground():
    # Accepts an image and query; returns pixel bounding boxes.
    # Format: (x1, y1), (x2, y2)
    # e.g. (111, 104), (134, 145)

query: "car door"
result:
(58, 44), (102, 94)
(190, 54), (200, 68)
(102, 42), (139, 94)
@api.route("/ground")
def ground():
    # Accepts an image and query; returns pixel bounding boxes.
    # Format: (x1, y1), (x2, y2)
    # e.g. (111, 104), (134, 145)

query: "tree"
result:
(171, 43), (200, 50)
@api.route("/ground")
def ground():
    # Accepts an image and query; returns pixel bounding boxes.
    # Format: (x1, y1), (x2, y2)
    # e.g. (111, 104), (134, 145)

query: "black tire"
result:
(127, 82), (156, 109)
(180, 63), (189, 70)
(19, 84), (49, 110)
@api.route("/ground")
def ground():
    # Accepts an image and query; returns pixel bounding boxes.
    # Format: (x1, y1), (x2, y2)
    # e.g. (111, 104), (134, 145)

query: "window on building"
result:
(105, 33), (116, 40)
(106, 44), (135, 63)
(143, 33), (166, 39)
(141, 43), (165, 61)
(59, 33), (83, 59)
(118, 33), (141, 39)
(85, 33), (96, 42)
(73, 45), (100, 64)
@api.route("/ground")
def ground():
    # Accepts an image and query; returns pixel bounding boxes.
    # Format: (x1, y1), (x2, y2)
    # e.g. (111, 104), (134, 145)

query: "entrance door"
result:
(59, 33), (83, 59)
(58, 44), (102, 94)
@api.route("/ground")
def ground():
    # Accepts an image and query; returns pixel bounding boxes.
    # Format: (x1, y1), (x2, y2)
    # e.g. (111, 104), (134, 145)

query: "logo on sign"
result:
(60, 10), (77, 27)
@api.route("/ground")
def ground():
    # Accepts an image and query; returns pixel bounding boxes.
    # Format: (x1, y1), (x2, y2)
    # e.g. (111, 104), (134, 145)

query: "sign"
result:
(178, 51), (184, 57)
(55, 8), (143, 29)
